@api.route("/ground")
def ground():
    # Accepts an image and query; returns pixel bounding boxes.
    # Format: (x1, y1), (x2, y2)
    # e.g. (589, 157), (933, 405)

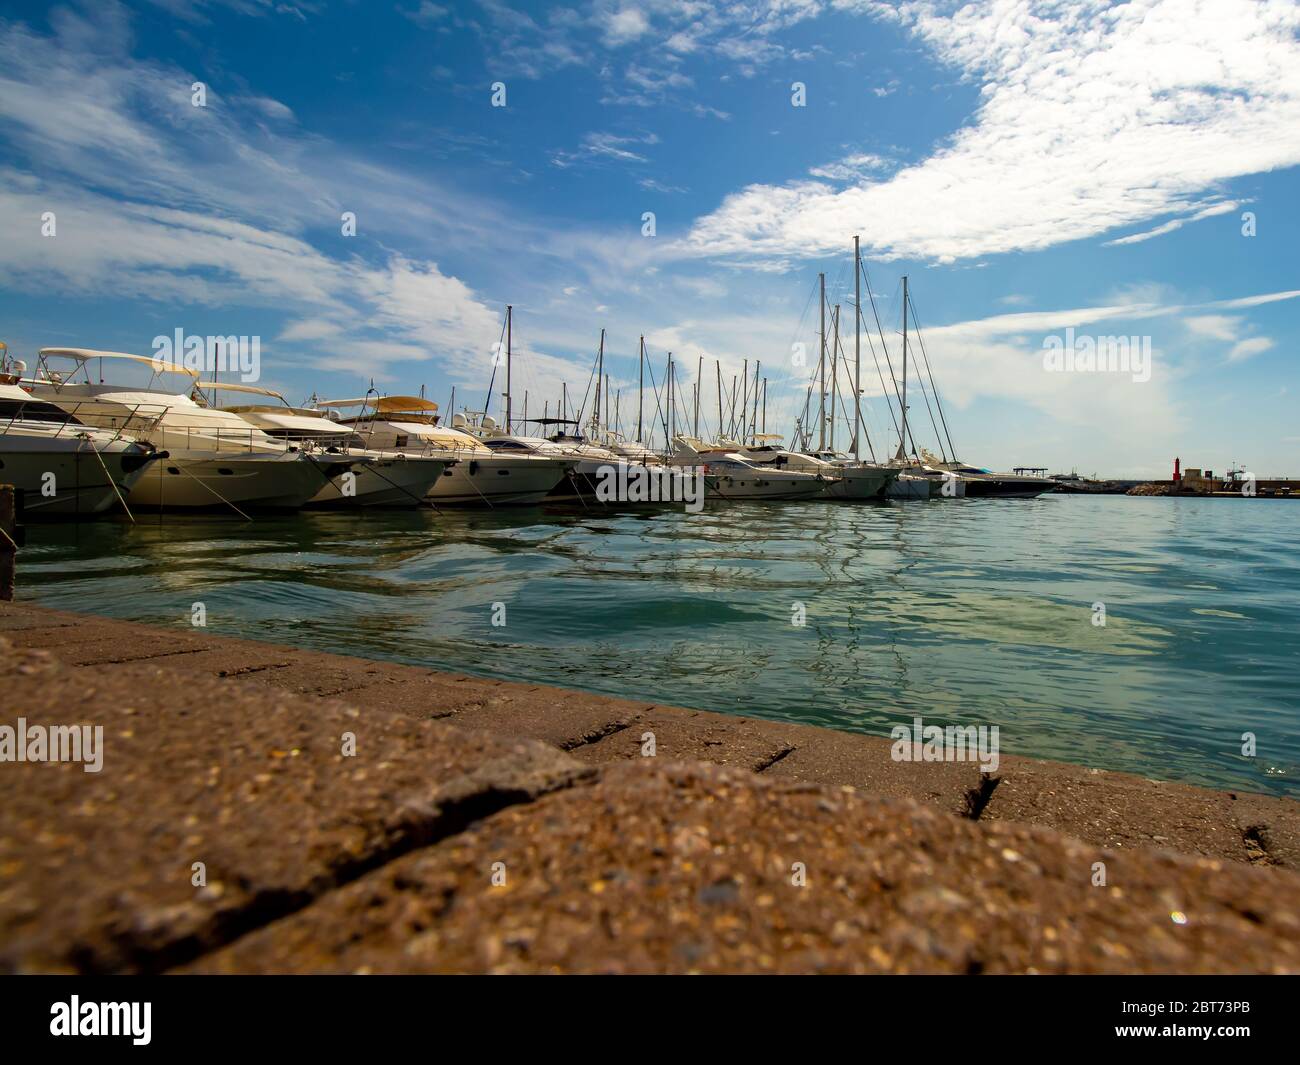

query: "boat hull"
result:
(706, 471), (830, 500)
(822, 466), (895, 500)
(307, 455), (448, 507)
(427, 453), (568, 506)
(126, 452), (323, 509)
(0, 443), (156, 515)
(961, 477), (1053, 498)
(886, 475), (931, 500)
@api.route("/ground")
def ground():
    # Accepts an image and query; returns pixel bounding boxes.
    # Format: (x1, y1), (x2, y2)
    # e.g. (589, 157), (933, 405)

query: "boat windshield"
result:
(0, 397), (85, 425)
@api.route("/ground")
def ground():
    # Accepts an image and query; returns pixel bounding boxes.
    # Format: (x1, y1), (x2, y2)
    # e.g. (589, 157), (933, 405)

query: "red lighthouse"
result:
(1173, 457), (1181, 483)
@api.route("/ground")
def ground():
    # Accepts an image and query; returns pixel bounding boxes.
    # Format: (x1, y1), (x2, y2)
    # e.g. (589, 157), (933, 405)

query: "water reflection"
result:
(21, 496), (1300, 796)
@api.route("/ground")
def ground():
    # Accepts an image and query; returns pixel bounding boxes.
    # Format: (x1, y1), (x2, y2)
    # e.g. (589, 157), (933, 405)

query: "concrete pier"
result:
(2, 602), (1297, 973)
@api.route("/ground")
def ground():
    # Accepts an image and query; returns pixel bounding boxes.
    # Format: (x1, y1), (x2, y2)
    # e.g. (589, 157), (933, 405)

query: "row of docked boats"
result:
(0, 345), (1051, 518)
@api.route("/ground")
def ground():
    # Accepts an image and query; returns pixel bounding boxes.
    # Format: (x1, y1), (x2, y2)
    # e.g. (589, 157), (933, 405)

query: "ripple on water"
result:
(18, 496), (1300, 797)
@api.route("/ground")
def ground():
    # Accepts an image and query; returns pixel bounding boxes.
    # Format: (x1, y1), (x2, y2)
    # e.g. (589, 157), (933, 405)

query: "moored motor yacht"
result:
(0, 365), (162, 516)
(464, 415), (633, 503)
(737, 434), (896, 500)
(934, 461), (1055, 498)
(670, 436), (829, 500)
(316, 396), (571, 506)
(196, 382), (451, 507)
(28, 349), (327, 510)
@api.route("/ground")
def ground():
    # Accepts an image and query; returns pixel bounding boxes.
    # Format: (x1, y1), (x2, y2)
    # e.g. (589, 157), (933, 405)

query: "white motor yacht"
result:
(196, 382), (451, 508)
(0, 366), (161, 515)
(317, 396), (570, 506)
(29, 349), (325, 510)
(670, 436), (828, 500)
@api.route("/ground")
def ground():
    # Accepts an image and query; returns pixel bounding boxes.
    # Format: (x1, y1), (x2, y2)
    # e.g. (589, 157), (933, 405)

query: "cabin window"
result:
(217, 468), (234, 475)
(167, 467), (181, 475)
(497, 469), (510, 476)
(395, 434), (409, 448)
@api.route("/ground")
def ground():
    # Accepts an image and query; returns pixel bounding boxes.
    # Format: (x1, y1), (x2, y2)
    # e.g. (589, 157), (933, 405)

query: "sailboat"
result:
(798, 248), (901, 500)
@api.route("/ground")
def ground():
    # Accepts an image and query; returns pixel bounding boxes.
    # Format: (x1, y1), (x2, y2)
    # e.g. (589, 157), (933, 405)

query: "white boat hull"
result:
(0, 442), (156, 515)
(307, 454), (448, 507)
(886, 474), (932, 500)
(706, 470), (830, 500)
(126, 451), (323, 509)
(822, 466), (895, 500)
(427, 453), (568, 506)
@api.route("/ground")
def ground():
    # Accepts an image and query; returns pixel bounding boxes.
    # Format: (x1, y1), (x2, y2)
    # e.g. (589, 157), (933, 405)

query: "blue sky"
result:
(1, 0), (1297, 477)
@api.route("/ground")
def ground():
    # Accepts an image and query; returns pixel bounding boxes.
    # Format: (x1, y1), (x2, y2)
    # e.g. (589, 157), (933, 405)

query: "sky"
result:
(0, 0), (1297, 477)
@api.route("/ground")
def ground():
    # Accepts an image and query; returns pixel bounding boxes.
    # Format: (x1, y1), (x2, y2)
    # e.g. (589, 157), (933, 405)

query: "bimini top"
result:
(38, 348), (202, 379)
(316, 395), (439, 414)
(194, 381), (287, 401)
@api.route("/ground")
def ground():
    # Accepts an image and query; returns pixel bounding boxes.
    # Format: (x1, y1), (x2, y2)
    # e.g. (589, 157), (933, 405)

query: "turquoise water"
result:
(19, 495), (1300, 797)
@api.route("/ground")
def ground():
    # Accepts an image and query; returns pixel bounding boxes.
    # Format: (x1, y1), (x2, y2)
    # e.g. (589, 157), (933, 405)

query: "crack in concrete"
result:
(559, 717), (638, 752)
(113, 768), (599, 975)
(76, 646), (211, 667)
(753, 745), (797, 774)
(217, 662), (294, 677)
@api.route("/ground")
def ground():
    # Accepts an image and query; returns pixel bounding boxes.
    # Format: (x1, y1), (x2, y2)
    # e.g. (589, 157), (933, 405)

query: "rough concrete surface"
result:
(189, 763), (1300, 975)
(2, 602), (1299, 974)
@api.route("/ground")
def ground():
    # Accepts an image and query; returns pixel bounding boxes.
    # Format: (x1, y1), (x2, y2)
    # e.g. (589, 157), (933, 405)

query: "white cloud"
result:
(1184, 315), (1239, 341)
(808, 152), (889, 181)
(1228, 336), (1275, 362)
(683, 0), (1300, 264)
(600, 7), (650, 45)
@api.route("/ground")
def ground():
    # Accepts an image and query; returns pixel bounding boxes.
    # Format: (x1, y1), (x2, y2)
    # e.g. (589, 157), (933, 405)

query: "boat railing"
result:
(0, 397), (171, 446)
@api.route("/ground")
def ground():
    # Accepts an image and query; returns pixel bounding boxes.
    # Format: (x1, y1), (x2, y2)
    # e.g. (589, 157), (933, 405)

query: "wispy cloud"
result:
(683, 0), (1300, 264)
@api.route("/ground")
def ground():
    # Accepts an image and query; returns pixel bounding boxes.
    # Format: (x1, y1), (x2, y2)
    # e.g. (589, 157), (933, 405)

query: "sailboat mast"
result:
(667, 352), (674, 443)
(831, 305), (839, 452)
(715, 360), (723, 440)
(505, 305), (512, 432)
(693, 356), (701, 437)
(637, 335), (645, 443)
(595, 328), (604, 436)
(751, 359), (760, 442)
(898, 274), (909, 461)
(818, 271), (826, 451)
(853, 235), (861, 461)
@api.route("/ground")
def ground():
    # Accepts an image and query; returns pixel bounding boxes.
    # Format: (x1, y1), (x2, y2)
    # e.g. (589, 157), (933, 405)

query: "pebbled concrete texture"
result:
(2, 601), (1299, 974)
(188, 762), (1300, 975)
(0, 634), (587, 974)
